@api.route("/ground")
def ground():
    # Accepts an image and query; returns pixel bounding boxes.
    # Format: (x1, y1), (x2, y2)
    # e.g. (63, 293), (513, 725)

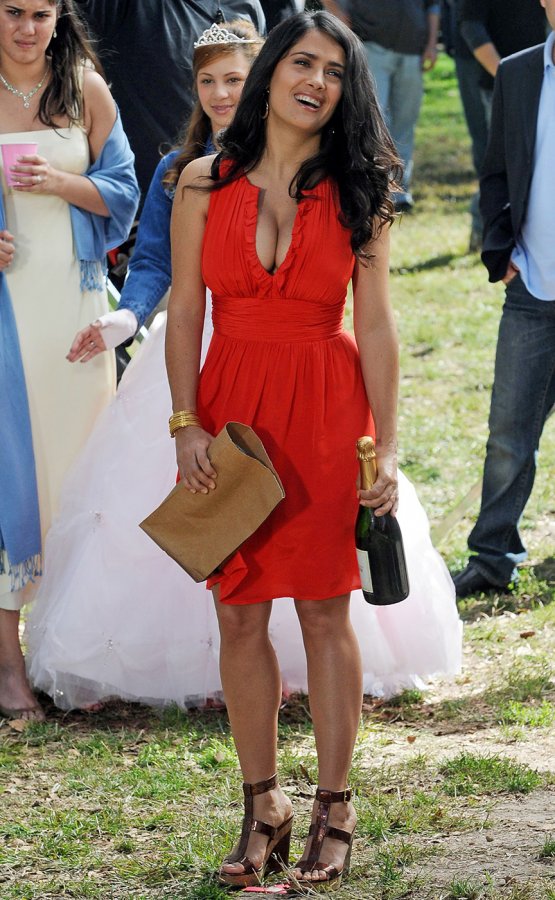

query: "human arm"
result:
(422, 5), (440, 71)
(67, 153), (174, 361)
(479, 65), (515, 283)
(459, 0), (499, 76)
(353, 225), (399, 516)
(165, 156), (217, 494)
(471, 41), (500, 78)
(11, 70), (117, 215)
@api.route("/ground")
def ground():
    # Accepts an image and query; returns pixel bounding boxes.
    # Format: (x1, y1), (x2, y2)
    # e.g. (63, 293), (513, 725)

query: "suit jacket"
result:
(480, 43), (545, 282)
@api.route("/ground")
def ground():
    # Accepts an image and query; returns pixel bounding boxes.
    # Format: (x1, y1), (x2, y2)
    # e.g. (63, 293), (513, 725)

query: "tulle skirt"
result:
(26, 311), (462, 709)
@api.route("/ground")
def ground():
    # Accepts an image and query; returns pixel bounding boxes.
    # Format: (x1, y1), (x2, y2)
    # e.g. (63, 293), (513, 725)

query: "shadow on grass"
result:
(360, 656), (555, 739)
(25, 691), (316, 741)
(534, 555), (555, 584)
(454, 558), (555, 625)
(390, 252), (460, 276)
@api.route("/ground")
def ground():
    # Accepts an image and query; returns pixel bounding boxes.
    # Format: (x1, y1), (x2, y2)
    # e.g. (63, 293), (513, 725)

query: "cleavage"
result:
(255, 187), (298, 276)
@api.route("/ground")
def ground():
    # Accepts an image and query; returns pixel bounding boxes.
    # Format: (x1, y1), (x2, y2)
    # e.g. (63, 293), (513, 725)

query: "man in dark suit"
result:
(453, 0), (555, 598)
(457, 0), (546, 251)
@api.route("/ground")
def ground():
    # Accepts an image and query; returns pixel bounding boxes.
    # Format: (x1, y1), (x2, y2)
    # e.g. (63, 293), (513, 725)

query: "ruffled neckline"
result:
(243, 174), (320, 291)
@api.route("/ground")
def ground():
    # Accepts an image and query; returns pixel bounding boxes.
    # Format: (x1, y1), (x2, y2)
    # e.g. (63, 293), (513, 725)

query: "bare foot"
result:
(220, 785), (293, 878)
(291, 797), (356, 886)
(0, 664), (45, 721)
(81, 702), (104, 713)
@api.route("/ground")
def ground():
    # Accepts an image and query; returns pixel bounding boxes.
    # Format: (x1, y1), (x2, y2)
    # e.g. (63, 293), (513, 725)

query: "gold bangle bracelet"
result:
(169, 410), (202, 438)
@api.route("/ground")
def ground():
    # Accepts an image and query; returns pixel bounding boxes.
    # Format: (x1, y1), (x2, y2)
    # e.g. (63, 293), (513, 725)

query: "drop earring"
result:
(262, 89), (269, 120)
(53, 28), (57, 38)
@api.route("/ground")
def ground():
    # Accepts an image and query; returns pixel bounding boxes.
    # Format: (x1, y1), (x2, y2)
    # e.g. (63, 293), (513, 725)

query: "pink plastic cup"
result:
(1, 142), (38, 188)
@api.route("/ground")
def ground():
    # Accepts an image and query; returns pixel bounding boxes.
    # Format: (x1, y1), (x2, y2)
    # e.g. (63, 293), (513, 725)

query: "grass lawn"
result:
(1, 54), (554, 900)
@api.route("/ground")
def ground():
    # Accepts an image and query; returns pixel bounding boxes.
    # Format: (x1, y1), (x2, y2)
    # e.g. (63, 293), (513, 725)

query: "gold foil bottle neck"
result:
(356, 436), (376, 461)
(356, 436), (378, 490)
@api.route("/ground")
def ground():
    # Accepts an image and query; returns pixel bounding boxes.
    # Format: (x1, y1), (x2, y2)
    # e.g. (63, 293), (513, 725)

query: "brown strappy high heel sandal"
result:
(291, 787), (355, 893)
(219, 773), (294, 889)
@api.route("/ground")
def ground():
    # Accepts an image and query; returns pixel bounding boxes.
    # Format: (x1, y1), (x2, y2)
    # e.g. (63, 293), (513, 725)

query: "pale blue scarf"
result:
(70, 110), (140, 291)
(0, 196), (42, 589)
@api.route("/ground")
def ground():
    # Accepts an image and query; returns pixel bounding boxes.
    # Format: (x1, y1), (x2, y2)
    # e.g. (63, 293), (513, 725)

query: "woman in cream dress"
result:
(0, 0), (138, 720)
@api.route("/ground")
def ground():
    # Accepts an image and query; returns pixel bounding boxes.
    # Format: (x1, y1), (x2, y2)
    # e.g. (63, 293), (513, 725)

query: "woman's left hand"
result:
(67, 322), (107, 363)
(357, 444), (399, 517)
(10, 154), (60, 194)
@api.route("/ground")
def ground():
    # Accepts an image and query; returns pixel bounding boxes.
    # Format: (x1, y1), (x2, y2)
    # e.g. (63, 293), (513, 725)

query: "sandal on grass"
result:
(219, 773), (294, 889)
(290, 787), (355, 893)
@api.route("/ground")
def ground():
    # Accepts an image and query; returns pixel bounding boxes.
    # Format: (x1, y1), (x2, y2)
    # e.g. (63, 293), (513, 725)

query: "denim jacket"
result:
(117, 150), (178, 329)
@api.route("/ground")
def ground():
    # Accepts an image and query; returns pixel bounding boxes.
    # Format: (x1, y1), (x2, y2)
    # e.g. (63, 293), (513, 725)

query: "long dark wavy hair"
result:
(211, 10), (402, 260)
(163, 19), (263, 190)
(37, 0), (105, 128)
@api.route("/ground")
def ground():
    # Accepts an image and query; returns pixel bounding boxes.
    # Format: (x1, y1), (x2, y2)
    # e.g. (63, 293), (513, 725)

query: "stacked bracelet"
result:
(169, 410), (202, 438)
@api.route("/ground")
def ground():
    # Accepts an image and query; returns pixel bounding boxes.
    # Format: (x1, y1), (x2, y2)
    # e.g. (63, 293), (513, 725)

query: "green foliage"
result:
(387, 689), (425, 708)
(196, 737), (236, 771)
(539, 835), (555, 859)
(499, 699), (555, 728)
(440, 753), (543, 796)
(445, 878), (483, 900)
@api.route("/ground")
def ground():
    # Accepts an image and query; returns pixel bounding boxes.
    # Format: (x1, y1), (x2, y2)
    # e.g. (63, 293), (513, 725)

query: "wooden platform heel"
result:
(291, 787), (355, 893)
(219, 774), (293, 889)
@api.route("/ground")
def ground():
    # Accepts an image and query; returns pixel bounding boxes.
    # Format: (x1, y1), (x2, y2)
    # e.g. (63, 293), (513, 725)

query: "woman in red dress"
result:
(166, 10), (401, 891)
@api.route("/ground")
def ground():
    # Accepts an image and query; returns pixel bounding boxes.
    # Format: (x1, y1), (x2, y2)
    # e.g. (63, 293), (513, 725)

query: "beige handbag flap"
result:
(140, 422), (285, 582)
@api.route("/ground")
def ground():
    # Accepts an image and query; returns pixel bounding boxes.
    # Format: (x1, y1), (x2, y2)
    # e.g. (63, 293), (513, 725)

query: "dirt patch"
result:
(413, 789), (555, 891)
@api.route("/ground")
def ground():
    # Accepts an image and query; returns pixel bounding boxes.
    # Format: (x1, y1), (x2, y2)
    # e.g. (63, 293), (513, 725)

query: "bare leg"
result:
(292, 594), (361, 883)
(0, 609), (44, 720)
(213, 588), (292, 876)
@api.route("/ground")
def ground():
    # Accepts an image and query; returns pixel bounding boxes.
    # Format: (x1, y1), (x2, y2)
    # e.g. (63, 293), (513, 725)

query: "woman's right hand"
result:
(0, 229), (15, 270)
(175, 426), (217, 494)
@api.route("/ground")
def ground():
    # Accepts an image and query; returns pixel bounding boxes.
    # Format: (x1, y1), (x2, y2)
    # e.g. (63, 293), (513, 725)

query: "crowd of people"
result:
(0, 0), (553, 891)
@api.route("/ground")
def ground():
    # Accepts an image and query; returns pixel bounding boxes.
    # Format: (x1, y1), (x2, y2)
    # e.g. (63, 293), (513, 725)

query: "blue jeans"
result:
(454, 55), (489, 176)
(454, 54), (489, 234)
(364, 42), (423, 202)
(468, 275), (555, 584)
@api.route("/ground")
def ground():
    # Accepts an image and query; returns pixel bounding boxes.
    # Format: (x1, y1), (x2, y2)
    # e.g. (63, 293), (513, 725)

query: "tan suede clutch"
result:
(139, 422), (285, 582)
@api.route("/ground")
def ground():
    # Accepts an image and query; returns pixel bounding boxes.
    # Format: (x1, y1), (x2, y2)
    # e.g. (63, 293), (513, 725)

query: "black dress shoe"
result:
(452, 565), (510, 599)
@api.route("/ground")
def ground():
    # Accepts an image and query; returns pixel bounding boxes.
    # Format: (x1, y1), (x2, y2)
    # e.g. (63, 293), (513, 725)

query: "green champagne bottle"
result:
(355, 436), (409, 605)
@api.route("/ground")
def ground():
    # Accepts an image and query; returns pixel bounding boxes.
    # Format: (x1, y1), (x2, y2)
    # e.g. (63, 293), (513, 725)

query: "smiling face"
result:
(0, 0), (57, 69)
(267, 29), (345, 135)
(196, 49), (252, 133)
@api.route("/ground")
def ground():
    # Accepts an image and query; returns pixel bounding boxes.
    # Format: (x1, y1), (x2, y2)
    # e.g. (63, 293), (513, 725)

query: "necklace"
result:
(0, 68), (49, 108)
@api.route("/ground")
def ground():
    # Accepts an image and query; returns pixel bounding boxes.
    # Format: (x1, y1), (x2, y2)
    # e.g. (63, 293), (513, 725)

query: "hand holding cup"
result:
(9, 151), (52, 193)
(1, 143), (38, 188)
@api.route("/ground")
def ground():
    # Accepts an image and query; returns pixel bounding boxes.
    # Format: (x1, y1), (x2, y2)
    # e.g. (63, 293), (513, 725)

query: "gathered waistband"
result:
(211, 295), (346, 342)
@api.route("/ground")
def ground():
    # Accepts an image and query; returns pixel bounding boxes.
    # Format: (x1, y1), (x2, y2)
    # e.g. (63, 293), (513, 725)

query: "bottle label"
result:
(356, 549), (373, 592)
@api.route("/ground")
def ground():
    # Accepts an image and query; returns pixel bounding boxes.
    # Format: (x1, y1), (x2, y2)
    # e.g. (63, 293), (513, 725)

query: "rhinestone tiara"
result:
(194, 22), (258, 49)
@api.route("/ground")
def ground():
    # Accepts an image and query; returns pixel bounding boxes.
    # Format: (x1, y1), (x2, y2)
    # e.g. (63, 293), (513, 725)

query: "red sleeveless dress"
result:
(198, 173), (374, 604)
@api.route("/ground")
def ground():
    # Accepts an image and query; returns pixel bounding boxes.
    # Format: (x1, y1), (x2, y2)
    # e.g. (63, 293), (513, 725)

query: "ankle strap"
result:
(243, 774), (278, 797)
(316, 787), (351, 803)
